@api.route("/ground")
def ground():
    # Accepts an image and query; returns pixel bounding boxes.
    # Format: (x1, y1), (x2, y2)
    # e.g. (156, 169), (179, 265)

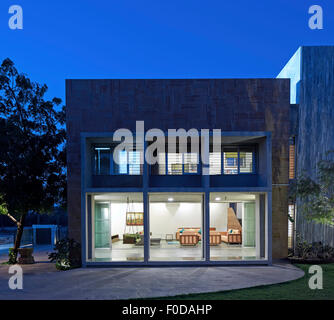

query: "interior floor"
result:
(92, 240), (261, 262)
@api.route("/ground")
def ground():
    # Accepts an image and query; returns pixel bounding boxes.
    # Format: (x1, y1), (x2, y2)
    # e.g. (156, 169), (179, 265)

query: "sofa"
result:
(176, 228), (200, 241)
(221, 229), (242, 244)
(176, 227), (216, 241)
(209, 231), (222, 245)
(179, 233), (200, 246)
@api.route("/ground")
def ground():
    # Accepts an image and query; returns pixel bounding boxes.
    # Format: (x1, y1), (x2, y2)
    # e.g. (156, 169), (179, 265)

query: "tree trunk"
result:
(13, 214), (26, 262)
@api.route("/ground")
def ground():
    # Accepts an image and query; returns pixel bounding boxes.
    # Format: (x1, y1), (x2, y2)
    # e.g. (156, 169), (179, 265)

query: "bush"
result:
(48, 238), (81, 271)
(8, 248), (17, 264)
(293, 234), (334, 261)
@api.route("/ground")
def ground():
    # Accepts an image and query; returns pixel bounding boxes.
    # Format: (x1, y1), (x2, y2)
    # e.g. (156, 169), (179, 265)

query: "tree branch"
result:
(6, 212), (19, 226)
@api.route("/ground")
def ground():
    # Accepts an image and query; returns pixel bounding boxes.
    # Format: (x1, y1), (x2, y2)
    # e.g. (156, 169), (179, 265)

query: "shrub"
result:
(294, 234), (334, 261)
(8, 248), (17, 264)
(48, 238), (81, 271)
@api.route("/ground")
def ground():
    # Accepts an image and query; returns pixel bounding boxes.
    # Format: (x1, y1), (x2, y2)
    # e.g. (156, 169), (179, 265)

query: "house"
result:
(66, 78), (290, 266)
(277, 46), (334, 248)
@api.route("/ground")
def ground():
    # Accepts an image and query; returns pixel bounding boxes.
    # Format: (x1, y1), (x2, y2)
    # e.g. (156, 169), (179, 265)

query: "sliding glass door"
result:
(149, 193), (204, 261)
(94, 202), (110, 248)
(243, 202), (256, 247)
(88, 192), (267, 263)
(92, 193), (144, 262)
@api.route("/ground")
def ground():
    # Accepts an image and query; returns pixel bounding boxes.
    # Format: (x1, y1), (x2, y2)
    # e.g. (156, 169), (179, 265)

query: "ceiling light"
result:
(215, 197), (221, 201)
(168, 197), (174, 202)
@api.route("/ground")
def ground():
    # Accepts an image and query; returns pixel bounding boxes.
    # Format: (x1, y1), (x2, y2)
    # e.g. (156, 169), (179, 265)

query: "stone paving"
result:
(0, 248), (304, 300)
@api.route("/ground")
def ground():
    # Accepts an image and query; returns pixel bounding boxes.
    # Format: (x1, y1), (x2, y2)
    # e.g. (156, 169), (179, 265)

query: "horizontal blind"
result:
(184, 153), (198, 174)
(223, 148), (238, 175)
(167, 153), (182, 175)
(114, 150), (128, 174)
(239, 151), (253, 173)
(158, 153), (166, 175)
(129, 151), (142, 175)
(289, 144), (295, 179)
(209, 152), (221, 175)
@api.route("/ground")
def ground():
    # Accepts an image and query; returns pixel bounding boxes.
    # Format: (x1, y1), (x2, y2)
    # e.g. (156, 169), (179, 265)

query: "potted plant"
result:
(17, 247), (35, 264)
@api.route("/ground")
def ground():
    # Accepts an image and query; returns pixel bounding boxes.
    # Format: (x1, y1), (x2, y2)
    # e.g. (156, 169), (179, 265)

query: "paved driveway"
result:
(0, 259), (304, 300)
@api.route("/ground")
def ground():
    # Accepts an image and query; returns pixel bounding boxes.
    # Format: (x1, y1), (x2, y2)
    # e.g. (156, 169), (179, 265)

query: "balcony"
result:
(88, 142), (267, 189)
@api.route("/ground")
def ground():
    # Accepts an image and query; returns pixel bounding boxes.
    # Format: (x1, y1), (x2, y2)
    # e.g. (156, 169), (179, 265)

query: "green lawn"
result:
(156, 264), (334, 300)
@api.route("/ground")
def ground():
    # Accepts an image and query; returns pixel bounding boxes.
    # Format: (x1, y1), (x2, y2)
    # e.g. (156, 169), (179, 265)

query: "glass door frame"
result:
(92, 201), (111, 260)
(147, 192), (205, 262)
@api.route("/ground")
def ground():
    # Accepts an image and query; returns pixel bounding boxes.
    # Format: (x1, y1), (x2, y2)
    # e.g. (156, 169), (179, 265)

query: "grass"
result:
(155, 264), (334, 300)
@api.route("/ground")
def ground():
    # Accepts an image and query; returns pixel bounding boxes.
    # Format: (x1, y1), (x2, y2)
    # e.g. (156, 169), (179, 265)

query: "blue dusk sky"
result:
(0, 0), (333, 102)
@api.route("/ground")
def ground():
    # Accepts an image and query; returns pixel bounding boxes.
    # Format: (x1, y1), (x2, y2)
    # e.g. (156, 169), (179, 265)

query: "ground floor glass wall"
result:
(87, 192), (267, 263)
(149, 193), (203, 261)
(91, 193), (144, 262)
(209, 192), (266, 261)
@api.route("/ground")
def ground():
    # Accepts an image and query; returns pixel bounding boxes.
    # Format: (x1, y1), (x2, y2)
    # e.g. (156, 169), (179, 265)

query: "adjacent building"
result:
(278, 46), (334, 248)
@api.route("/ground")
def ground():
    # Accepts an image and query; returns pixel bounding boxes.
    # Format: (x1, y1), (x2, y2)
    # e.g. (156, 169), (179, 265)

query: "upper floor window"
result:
(153, 152), (199, 175)
(94, 147), (111, 175)
(94, 143), (255, 176)
(209, 152), (221, 175)
(210, 146), (255, 175)
(223, 148), (238, 174)
(239, 147), (254, 173)
(289, 137), (295, 180)
(93, 145), (142, 175)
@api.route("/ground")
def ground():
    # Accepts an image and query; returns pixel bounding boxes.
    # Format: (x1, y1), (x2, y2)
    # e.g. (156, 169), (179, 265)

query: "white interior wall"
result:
(108, 201), (253, 241)
(110, 202), (143, 238)
(149, 203), (202, 238)
(236, 203), (243, 219)
(150, 202), (233, 237)
(209, 203), (229, 231)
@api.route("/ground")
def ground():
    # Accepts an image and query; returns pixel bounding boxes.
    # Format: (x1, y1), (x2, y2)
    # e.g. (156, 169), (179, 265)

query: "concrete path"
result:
(0, 254), (304, 299)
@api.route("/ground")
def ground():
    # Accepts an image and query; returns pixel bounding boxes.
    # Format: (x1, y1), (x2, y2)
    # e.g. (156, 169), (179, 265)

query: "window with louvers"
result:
(167, 153), (183, 175)
(223, 148), (238, 175)
(113, 150), (142, 175)
(157, 153), (166, 175)
(128, 151), (142, 175)
(289, 144), (295, 180)
(209, 146), (255, 175)
(239, 147), (254, 173)
(209, 152), (221, 175)
(93, 144), (143, 175)
(184, 153), (198, 174)
(114, 150), (128, 174)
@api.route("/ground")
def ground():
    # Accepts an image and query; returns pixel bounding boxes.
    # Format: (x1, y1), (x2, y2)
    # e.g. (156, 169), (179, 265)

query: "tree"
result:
(0, 58), (66, 262)
(290, 151), (334, 226)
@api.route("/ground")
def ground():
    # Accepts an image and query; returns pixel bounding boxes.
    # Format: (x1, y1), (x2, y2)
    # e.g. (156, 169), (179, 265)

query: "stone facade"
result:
(278, 46), (334, 247)
(66, 78), (291, 260)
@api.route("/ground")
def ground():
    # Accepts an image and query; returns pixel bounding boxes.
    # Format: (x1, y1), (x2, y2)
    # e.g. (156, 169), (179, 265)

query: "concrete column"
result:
(204, 191), (210, 262)
(143, 191), (149, 263)
(255, 194), (260, 258)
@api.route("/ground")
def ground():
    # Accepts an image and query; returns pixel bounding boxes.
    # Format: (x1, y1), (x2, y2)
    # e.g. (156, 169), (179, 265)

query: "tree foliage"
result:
(290, 151), (334, 226)
(0, 58), (66, 258)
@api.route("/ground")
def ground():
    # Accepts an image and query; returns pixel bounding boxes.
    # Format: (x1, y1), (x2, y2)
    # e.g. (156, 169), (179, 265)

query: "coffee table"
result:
(165, 234), (173, 241)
